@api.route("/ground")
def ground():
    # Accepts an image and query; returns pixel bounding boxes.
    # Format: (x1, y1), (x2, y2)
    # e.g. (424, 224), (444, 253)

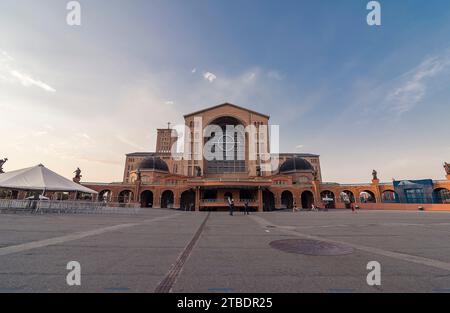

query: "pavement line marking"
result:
(0, 213), (181, 257)
(250, 215), (450, 272)
(155, 212), (211, 293)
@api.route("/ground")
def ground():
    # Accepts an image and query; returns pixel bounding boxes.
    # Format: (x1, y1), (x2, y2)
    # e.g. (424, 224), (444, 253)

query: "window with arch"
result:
(204, 116), (246, 174)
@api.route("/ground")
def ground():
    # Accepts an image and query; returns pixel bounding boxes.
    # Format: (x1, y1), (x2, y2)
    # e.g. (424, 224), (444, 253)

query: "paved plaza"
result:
(1, 209), (450, 292)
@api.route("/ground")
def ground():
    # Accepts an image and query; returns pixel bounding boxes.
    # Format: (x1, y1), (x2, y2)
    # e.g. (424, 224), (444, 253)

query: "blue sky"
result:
(0, 0), (449, 182)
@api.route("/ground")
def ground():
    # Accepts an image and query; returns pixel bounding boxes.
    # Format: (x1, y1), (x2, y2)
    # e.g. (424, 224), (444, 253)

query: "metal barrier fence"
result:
(0, 199), (141, 215)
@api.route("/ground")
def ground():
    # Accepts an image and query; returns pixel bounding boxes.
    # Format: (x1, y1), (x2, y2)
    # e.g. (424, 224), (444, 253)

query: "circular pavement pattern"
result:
(269, 239), (354, 256)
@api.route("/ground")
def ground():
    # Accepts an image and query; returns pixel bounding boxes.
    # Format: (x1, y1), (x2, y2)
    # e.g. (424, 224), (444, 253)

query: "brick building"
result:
(83, 103), (450, 211)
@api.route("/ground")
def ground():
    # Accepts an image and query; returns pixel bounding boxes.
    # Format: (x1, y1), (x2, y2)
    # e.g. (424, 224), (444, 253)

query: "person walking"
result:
(292, 201), (299, 213)
(228, 198), (234, 216)
(244, 201), (250, 215)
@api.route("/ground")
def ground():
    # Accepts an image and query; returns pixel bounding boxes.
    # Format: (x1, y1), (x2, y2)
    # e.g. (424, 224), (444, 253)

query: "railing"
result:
(188, 178), (272, 182)
(0, 199), (141, 215)
(200, 199), (257, 205)
(201, 199), (219, 203)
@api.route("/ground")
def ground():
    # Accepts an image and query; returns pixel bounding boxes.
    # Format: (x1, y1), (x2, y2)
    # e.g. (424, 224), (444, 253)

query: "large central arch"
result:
(204, 116), (247, 174)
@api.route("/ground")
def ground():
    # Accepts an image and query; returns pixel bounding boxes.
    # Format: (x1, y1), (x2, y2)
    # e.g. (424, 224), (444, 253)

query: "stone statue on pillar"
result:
(372, 169), (378, 181)
(0, 158), (8, 173)
(444, 162), (450, 175)
(136, 169), (142, 181)
(444, 162), (450, 179)
(73, 167), (82, 183)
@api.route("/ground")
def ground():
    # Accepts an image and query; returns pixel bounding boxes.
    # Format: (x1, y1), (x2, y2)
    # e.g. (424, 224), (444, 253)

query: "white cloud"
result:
(10, 70), (56, 93)
(0, 50), (56, 93)
(203, 71), (217, 83)
(1, 58), (309, 181)
(386, 54), (450, 114)
(115, 135), (146, 151)
(191, 68), (197, 74)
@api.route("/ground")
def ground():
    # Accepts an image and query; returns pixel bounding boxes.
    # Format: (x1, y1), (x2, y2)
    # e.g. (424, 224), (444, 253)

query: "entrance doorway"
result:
(140, 190), (153, 208)
(301, 191), (314, 209)
(281, 190), (294, 209)
(161, 190), (174, 208)
(180, 190), (196, 211)
(263, 190), (275, 211)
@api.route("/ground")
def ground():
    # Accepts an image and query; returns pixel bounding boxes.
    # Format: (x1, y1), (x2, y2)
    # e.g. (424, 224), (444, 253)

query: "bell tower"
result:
(156, 122), (177, 154)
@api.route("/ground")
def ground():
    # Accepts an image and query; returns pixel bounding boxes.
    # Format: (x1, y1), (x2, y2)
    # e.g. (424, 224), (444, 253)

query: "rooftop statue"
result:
(372, 169), (378, 180)
(444, 162), (450, 175)
(136, 169), (142, 181)
(0, 158), (8, 174)
(73, 167), (82, 183)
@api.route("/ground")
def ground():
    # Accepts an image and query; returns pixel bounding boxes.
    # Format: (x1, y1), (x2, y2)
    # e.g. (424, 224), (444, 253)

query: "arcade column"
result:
(154, 189), (161, 209)
(257, 187), (263, 212)
(134, 180), (141, 203)
(274, 191), (281, 209)
(312, 180), (321, 206)
(174, 191), (180, 209)
(109, 190), (116, 202)
(371, 179), (382, 203)
(195, 187), (200, 211)
(354, 190), (361, 203)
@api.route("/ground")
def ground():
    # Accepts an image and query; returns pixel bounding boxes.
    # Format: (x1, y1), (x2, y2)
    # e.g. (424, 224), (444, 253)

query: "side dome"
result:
(279, 157), (313, 173)
(138, 156), (169, 172)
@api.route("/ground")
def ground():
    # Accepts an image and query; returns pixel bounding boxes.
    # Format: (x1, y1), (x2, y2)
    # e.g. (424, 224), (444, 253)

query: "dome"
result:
(279, 157), (313, 173)
(138, 156), (169, 172)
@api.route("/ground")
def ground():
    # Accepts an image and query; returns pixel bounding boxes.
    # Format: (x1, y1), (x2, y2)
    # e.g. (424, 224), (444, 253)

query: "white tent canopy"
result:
(0, 164), (98, 194)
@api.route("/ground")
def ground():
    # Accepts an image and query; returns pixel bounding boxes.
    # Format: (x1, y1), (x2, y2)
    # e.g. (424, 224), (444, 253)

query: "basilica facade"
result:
(83, 103), (450, 211)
